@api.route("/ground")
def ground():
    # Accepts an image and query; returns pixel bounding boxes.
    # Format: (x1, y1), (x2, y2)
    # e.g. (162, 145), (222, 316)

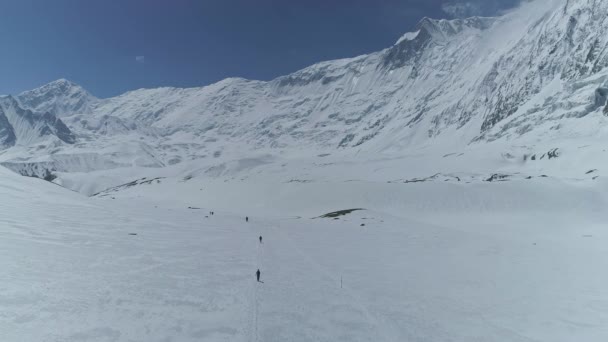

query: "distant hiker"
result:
(246, 216), (249, 222)
(256, 269), (261, 282)
(259, 236), (263, 244)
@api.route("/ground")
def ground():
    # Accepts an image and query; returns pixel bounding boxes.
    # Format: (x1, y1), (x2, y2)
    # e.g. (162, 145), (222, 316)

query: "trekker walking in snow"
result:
(246, 216), (249, 222)
(256, 269), (261, 282)
(259, 236), (263, 244)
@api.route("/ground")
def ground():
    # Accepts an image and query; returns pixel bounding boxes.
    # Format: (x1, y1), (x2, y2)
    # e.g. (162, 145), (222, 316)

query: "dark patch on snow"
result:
(338, 133), (355, 148)
(391, 173), (497, 184)
(93, 177), (166, 197)
(285, 179), (313, 183)
(24, 169), (57, 182)
(318, 208), (364, 218)
(485, 174), (510, 182)
(547, 148), (559, 159)
(526, 149), (560, 162)
(595, 87), (608, 112)
(398, 173), (442, 184)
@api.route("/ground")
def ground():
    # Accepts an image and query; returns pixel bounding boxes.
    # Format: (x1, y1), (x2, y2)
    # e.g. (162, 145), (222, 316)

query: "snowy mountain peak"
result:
(22, 79), (89, 98)
(416, 16), (496, 41)
(44, 78), (80, 89)
(394, 16), (496, 47)
(18, 78), (98, 118)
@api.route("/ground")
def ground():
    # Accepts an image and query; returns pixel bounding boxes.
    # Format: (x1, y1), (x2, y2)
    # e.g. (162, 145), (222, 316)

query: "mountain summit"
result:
(17, 78), (97, 118)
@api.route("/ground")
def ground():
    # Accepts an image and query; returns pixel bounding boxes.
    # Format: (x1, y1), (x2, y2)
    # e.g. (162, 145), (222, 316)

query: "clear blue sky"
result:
(0, 0), (519, 98)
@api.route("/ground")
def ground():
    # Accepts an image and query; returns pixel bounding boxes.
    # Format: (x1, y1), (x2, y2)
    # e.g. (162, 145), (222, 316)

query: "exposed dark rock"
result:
(485, 174), (510, 182)
(547, 148), (559, 159)
(319, 209), (364, 218)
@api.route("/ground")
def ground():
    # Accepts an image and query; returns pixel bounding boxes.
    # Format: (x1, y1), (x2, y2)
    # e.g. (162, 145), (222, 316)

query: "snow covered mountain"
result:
(17, 78), (98, 118)
(7, 2), (608, 339)
(7, 136), (608, 342)
(3, 0), (608, 189)
(0, 95), (74, 148)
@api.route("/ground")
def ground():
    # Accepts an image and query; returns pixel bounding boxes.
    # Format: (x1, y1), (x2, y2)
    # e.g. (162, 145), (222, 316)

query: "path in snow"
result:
(253, 218), (396, 342)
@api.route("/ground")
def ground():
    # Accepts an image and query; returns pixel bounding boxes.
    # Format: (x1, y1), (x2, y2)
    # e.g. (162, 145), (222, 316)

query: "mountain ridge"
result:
(0, 95), (75, 148)
(2, 0), (608, 190)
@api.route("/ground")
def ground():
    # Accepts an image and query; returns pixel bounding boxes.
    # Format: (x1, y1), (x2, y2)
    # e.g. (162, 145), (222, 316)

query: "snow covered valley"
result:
(3, 0), (608, 339)
(3, 145), (608, 341)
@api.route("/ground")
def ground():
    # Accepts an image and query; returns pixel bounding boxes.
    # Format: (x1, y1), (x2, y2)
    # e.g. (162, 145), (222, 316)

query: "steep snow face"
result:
(474, 0), (608, 139)
(5, 0), (608, 174)
(86, 78), (267, 138)
(0, 108), (16, 148)
(0, 96), (75, 147)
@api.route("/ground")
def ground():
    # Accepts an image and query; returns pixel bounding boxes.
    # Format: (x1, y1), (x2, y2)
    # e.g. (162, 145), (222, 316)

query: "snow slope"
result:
(3, 162), (608, 341)
(0, 166), (256, 341)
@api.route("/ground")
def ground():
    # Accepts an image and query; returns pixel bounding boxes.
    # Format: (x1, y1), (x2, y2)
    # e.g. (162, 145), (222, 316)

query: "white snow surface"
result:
(3, 0), (608, 340)
(3, 150), (608, 341)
